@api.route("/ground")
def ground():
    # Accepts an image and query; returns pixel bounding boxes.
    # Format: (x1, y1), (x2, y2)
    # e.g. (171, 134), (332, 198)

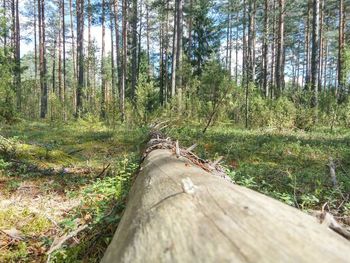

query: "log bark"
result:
(102, 148), (349, 263)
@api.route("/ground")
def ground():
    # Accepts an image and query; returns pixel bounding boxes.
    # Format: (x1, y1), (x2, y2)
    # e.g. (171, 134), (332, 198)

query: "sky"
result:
(21, 25), (112, 57)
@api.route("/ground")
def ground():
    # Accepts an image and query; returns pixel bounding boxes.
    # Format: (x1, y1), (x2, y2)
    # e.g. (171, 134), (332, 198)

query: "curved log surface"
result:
(102, 149), (350, 263)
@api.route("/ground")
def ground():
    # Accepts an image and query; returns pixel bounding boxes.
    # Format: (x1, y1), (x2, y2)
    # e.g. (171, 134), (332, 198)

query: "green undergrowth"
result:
(167, 124), (350, 215)
(0, 119), (146, 262)
(1, 119), (349, 262)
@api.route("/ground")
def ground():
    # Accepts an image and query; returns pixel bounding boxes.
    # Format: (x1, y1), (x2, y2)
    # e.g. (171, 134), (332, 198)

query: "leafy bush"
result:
(271, 97), (297, 130)
(134, 73), (159, 124)
(295, 108), (314, 131)
(249, 94), (271, 128)
(0, 48), (16, 123)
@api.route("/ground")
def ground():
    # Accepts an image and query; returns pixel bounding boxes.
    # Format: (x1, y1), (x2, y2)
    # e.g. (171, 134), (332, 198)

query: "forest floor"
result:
(0, 120), (350, 262)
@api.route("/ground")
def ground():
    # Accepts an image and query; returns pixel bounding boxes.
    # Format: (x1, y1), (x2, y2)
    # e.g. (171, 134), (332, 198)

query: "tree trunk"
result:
(263, 0), (269, 97)
(131, 0), (138, 101)
(39, 0), (48, 119)
(58, 2), (63, 103)
(225, 11), (231, 70)
(311, 0), (319, 108)
(102, 146), (350, 263)
(176, 0), (184, 109)
(305, 0), (312, 89)
(69, 0), (77, 80)
(62, 0), (66, 120)
(171, 0), (178, 98)
(120, 0), (127, 122)
(146, 2), (150, 70)
(275, 0), (285, 96)
(164, 0), (170, 103)
(247, 0), (256, 84)
(270, 0), (276, 96)
(317, 0), (324, 92)
(15, 0), (21, 111)
(76, 0), (84, 117)
(34, 0), (38, 80)
(235, 10), (239, 84)
(159, 15), (164, 106)
(338, 0), (345, 97)
(110, 0), (116, 106)
(87, 0), (92, 109)
(243, 0), (248, 128)
(323, 38), (328, 90)
(52, 39), (57, 95)
(101, 0), (107, 119)
(187, 0), (193, 58)
(113, 0), (121, 113)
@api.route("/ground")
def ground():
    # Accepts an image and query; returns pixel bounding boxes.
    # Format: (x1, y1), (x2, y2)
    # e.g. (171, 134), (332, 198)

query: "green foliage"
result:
(0, 48), (16, 123)
(168, 124), (350, 212)
(189, 0), (221, 75)
(271, 97), (297, 130)
(0, 121), (147, 263)
(249, 94), (271, 128)
(0, 158), (10, 170)
(134, 73), (159, 123)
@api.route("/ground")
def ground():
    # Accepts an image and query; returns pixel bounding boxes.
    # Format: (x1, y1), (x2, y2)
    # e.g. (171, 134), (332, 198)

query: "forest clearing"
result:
(1, 0), (350, 262)
(1, 121), (350, 262)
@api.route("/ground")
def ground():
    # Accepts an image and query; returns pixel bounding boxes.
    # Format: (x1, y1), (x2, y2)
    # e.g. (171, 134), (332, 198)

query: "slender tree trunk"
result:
(131, 0), (138, 100)
(176, 0), (184, 109)
(323, 38), (328, 90)
(110, 0), (116, 106)
(164, 0), (170, 103)
(137, 0), (143, 78)
(70, 0), (76, 80)
(338, 0), (345, 97)
(58, 2), (63, 103)
(87, 0), (92, 108)
(76, 0), (84, 117)
(317, 0), (324, 92)
(52, 39), (57, 95)
(160, 17), (164, 106)
(228, 5), (233, 77)
(270, 0), (276, 96)
(146, 2), (151, 75)
(305, 0), (312, 89)
(62, 0), (66, 106)
(225, 11), (231, 70)
(171, 0), (178, 98)
(243, 0), (248, 128)
(263, 0), (269, 97)
(275, 0), (285, 96)
(39, 0), (47, 118)
(101, 0), (107, 118)
(113, 0), (121, 112)
(15, 0), (21, 111)
(247, 0), (256, 83)
(296, 40), (301, 91)
(188, 0), (193, 58)
(34, 1), (38, 80)
(235, 10), (239, 84)
(310, 0), (319, 107)
(3, 0), (6, 48)
(120, 0), (127, 122)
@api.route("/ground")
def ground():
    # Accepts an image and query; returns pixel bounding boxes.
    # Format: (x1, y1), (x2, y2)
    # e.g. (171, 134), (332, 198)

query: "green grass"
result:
(1, 120), (349, 262)
(168, 125), (350, 213)
(0, 120), (146, 262)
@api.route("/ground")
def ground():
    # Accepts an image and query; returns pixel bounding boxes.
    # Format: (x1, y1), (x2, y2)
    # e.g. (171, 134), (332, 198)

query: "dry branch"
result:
(47, 224), (88, 256)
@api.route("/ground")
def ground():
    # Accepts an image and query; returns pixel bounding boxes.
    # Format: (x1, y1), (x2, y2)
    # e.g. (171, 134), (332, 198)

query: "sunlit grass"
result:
(0, 120), (146, 262)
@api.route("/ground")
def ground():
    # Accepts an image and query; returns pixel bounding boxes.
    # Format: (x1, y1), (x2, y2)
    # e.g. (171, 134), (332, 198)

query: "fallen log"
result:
(102, 144), (350, 263)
